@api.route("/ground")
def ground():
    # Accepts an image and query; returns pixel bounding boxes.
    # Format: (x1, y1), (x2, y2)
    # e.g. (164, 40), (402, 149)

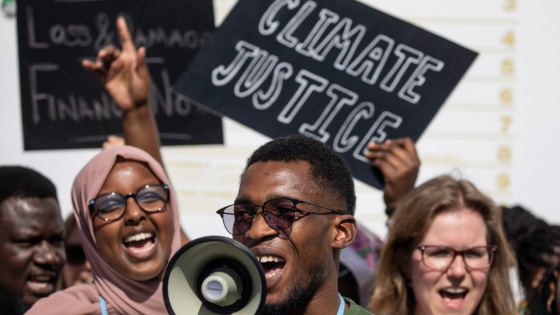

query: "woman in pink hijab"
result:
(26, 145), (181, 315)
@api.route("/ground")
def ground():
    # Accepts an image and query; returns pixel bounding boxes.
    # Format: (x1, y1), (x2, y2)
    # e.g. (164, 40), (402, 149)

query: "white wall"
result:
(1, 0), (558, 240)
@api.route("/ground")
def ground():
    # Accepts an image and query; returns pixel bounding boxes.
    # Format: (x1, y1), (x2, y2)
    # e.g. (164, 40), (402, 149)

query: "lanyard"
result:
(99, 296), (109, 315)
(337, 293), (345, 315)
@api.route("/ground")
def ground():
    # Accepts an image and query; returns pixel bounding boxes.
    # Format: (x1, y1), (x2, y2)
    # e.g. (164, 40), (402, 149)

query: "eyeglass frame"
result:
(216, 197), (344, 236)
(416, 245), (498, 271)
(88, 184), (170, 222)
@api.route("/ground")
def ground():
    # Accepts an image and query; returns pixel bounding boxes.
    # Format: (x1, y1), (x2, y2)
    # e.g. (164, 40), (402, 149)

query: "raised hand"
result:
(364, 138), (420, 209)
(82, 17), (150, 113)
(102, 135), (125, 150)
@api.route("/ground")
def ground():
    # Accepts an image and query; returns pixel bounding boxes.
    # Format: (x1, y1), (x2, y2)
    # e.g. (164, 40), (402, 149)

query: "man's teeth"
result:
(257, 256), (285, 263)
(28, 281), (48, 288)
(124, 232), (154, 243)
(34, 275), (51, 282)
(442, 288), (467, 294)
(265, 270), (281, 279)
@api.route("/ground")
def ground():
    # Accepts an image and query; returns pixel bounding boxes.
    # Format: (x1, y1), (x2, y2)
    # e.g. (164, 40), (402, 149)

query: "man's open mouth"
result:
(27, 274), (56, 295)
(257, 255), (286, 280)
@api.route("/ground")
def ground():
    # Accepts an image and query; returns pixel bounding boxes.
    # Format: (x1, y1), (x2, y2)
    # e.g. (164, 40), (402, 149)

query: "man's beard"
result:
(0, 288), (30, 315)
(261, 263), (323, 315)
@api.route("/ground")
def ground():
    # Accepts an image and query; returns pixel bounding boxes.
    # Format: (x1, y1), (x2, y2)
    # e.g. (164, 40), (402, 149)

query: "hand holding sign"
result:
(82, 17), (150, 113)
(365, 138), (419, 209)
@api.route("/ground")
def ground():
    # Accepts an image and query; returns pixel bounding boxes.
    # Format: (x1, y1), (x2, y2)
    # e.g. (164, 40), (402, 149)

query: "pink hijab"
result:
(26, 146), (181, 315)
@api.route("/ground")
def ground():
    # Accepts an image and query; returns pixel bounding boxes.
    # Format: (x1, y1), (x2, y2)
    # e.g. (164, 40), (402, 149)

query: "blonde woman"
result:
(369, 175), (517, 315)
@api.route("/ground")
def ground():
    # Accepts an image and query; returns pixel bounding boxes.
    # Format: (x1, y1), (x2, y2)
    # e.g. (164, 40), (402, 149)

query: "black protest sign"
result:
(17, 0), (223, 150)
(174, 0), (477, 189)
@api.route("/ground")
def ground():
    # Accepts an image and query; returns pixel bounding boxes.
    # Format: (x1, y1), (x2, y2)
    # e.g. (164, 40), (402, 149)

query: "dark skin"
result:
(0, 197), (65, 306)
(93, 160), (175, 281)
(364, 137), (420, 209)
(235, 161), (356, 314)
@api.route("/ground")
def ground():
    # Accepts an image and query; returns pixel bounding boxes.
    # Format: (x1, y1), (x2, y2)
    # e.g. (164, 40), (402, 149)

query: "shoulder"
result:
(25, 285), (100, 315)
(343, 297), (375, 315)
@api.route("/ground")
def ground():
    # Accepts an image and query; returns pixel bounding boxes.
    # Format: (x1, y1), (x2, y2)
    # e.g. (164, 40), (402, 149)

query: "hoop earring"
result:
(547, 295), (555, 314)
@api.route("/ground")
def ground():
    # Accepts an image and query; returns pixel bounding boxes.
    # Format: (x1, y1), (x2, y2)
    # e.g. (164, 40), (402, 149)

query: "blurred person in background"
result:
(338, 224), (383, 308)
(502, 206), (560, 315)
(0, 166), (65, 315)
(370, 175), (517, 315)
(59, 215), (92, 289)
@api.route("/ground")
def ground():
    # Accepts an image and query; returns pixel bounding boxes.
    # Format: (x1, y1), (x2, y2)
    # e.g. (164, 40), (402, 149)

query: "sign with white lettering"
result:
(174, 0), (477, 189)
(17, 0), (223, 150)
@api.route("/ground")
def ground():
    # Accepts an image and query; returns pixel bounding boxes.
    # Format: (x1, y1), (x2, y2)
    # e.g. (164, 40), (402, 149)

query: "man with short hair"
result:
(0, 166), (65, 314)
(217, 134), (372, 315)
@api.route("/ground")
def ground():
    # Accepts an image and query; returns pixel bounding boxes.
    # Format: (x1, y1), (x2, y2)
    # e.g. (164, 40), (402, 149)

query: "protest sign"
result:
(174, 0), (478, 188)
(17, 0), (223, 150)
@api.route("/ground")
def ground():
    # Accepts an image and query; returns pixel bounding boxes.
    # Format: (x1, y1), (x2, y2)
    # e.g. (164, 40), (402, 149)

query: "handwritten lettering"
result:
(258, 0), (445, 104)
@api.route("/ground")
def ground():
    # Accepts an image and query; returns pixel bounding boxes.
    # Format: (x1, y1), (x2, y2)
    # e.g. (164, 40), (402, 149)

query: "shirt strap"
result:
(99, 296), (109, 315)
(337, 293), (346, 315)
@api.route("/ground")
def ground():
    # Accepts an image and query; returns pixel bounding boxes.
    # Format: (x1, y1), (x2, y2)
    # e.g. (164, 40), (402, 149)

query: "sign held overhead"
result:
(175, 0), (478, 188)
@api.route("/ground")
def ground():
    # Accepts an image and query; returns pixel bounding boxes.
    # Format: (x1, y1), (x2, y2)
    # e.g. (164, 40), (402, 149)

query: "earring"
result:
(547, 295), (555, 314)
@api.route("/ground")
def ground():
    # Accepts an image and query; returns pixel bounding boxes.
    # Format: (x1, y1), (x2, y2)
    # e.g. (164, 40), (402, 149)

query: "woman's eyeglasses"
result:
(216, 197), (343, 236)
(65, 245), (87, 265)
(417, 245), (498, 271)
(89, 184), (169, 222)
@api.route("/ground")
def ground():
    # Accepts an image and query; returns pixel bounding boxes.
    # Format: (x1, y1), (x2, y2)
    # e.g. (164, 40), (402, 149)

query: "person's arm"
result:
(364, 138), (420, 217)
(83, 17), (189, 243)
(82, 17), (163, 166)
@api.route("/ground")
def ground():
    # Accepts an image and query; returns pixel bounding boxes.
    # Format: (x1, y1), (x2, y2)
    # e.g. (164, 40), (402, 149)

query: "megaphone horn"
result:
(163, 236), (267, 315)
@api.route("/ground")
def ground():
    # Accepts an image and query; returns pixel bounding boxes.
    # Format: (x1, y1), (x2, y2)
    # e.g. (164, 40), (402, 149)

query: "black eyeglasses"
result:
(216, 197), (343, 236)
(417, 245), (498, 271)
(89, 184), (170, 222)
(65, 245), (87, 265)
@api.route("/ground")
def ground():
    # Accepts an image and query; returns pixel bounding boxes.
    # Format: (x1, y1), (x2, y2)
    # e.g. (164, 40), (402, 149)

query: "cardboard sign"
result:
(174, 0), (478, 189)
(17, 0), (223, 150)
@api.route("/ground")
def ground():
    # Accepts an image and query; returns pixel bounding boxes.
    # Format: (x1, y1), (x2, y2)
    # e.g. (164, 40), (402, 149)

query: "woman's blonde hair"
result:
(369, 175), (517, 315)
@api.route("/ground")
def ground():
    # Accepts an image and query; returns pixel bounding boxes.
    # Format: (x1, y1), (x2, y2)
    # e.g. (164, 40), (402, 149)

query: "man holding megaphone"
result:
(214, 134), (373, 315)
(83, 17), (373, 315)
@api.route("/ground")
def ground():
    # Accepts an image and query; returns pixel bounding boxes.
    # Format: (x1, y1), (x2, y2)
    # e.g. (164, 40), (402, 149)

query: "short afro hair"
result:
(244, 134), (356, 215)
(0, 166), (58, 210)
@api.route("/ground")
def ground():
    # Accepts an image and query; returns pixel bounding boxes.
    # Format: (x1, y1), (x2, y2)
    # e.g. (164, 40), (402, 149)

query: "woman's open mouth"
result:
(122, 232), (157, 260)
(257, 255), (286, 288)
(439, 287), (468, 308)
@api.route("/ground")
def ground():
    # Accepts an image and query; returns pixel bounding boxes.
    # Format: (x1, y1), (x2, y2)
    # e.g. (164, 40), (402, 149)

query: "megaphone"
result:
(163, 236), (267, 315)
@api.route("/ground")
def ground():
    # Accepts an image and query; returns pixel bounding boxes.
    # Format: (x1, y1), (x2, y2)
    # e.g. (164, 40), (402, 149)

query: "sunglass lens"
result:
(264, 211), (293, 230)
(223, 206), (252, 236)
(65, 245), (87, 264)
